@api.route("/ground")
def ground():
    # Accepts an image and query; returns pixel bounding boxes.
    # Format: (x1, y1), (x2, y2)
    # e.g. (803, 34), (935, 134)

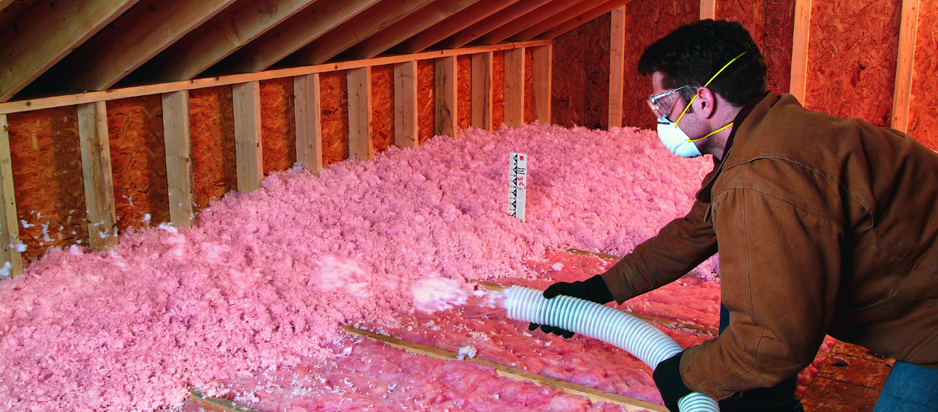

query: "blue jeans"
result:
(873, 360), (938, 412)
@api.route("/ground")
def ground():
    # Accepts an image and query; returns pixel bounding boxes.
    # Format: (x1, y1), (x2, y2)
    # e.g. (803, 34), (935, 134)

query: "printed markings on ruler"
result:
(508, 153), (527, 222)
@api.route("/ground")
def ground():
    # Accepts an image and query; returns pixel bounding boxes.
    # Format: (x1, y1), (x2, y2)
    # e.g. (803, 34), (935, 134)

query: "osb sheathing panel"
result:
(106, 96), (170, 233)
(493, 51), (505, 127)
(457, 55), (472, 130)
(372, 64), (395, 153)
(189, 86), (237, 211)
(909, 1), (938, 150)
(417, 60), (435, 144)
(621, 0), (700, 130)
(524, 48), (535, 124)
(805, 0), (901, 127)
(552, 23), (587, 127)
(320, 71), (350, 165)
(551, 12), (612, 129)
(6, 108), (86, 261)
(0, 0), (40, 34)
(260, 78), (296, 176)
(718, 0), (795, 95)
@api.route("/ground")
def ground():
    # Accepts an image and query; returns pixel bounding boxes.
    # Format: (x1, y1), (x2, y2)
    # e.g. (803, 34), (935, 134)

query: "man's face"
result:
(650, 72), (688, 122)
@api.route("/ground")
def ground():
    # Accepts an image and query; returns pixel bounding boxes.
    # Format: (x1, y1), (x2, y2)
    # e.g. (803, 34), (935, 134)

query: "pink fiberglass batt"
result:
(198, 251), (834, 411)
(192, 337), (644, 412)
(0, 124), (715, 411)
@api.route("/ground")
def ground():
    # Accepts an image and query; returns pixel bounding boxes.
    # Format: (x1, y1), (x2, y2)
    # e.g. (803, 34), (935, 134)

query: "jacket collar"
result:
(695, 92), (777, 203)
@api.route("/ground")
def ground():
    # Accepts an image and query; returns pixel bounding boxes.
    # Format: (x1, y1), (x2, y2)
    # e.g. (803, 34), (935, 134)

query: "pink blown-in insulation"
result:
(0, 124), (722, 411)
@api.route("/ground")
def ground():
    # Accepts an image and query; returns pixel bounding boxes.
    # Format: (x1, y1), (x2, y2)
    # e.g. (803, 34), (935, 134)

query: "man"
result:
(531, 20), (938, 412)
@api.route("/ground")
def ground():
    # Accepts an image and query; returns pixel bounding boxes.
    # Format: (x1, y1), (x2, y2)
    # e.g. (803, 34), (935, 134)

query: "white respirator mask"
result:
(656, 119), (702, 158)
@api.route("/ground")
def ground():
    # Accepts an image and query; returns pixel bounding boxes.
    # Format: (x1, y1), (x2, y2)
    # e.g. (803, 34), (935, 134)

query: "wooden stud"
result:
(440, 0), (553, 49)
(532, 44), (552, 124)
(0, 0), (139, 101)
(435, 56), (459, 138)
(534, 0), (631, 41)
(789, 0), (811, 104)
(147, 0), (319, 82)
(471, 52), (494, 131)
(343, 0), (486, 60)
(478, 0), (588, 45)
(347, 67), (374, 161)
(504, 47), (525, 127)
(225, 0), (383, 73)
(394, 61), (420, 148)
(0, 40), (551, 116)
(700, 0), (716, 20)
(160, 91), (197, 227)
(608, 6), (625, 128)
(341, 325), (669, 412)
(0, 114), (22, 277)
(396, 0), (523, 54)
(294, 73), (324, 173)
(891, 0), (920, 133)
(232, 81), (263, 193)
(284, 0), (430, 67)
(77, 101), (118, 250)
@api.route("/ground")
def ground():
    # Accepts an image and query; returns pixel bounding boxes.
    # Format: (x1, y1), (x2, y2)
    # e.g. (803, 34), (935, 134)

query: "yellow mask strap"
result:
(672, 51), (748, 127)
(688, 122), (733, 142)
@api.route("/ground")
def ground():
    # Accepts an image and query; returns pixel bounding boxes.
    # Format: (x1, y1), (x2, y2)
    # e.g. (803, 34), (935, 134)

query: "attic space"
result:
(0, 0), (935, 411)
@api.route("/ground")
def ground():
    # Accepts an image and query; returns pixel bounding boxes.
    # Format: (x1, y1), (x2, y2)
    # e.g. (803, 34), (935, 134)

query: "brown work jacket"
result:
(601, 92), (938, 400)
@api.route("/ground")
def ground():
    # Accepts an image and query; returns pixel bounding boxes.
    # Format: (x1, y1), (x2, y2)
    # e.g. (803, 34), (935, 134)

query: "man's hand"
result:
(653, 351), (692, 412)
(528, 274), (615, 338)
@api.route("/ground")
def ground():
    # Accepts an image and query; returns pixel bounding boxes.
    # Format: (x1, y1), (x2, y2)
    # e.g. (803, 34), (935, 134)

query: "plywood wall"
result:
(908, 0), (937, 148)
(805, 0), (901, 127)
(719, 0), (795, 95)
(620, 0), (700, 130)
(554, 0), (936, 152)
(106, 95), (170, 233)
(260, 78), (297, 175)
(458, 55), (472, 130)
(551, 12), (613, 129)
(320, 71), (350, 165)
(190, 86), (237, 211)
(6, 107), (85, 260)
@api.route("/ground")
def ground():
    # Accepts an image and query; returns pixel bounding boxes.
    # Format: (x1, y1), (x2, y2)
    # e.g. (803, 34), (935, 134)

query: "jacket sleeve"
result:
(680, 187), (841, 400)
(600, 199), (718, 304)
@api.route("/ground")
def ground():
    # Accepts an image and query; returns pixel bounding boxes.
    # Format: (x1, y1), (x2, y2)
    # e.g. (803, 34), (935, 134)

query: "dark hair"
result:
(638, 20), (767, 106)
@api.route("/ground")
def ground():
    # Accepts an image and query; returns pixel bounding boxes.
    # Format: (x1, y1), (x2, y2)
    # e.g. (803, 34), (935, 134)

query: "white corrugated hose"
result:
(503, 285), (719, 412)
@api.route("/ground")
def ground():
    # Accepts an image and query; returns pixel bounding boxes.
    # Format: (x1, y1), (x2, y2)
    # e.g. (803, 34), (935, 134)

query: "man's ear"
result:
(695, 87), (718, 119)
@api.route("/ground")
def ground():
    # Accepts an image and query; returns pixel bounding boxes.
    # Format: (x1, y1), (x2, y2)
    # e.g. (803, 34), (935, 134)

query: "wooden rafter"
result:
(141, 0), (319, 82)
(517, 0), (627, 41)
(342, 0), (486, 60)
(395, 0), (522, 54)
(285, 0), (435, 67)
(1, 40), (551, 115)
(48, 0), (237, 91)
(476, 0), (587, 45)
(219, 0), (382, 73)
(438, 0), (552, 49)
(0, 0), (139, 101)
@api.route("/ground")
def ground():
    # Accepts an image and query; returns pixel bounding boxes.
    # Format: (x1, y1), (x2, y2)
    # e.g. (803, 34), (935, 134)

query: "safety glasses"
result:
(646, 85), (693, 122)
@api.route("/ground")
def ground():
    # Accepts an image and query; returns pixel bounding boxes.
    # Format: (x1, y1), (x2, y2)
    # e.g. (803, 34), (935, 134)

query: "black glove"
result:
(528, 274), (615, 338)
(653, 351), (693, 412)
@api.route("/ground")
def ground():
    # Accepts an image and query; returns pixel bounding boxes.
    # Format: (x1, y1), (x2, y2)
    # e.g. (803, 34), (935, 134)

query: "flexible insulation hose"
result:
(503, 285), (719, 412)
